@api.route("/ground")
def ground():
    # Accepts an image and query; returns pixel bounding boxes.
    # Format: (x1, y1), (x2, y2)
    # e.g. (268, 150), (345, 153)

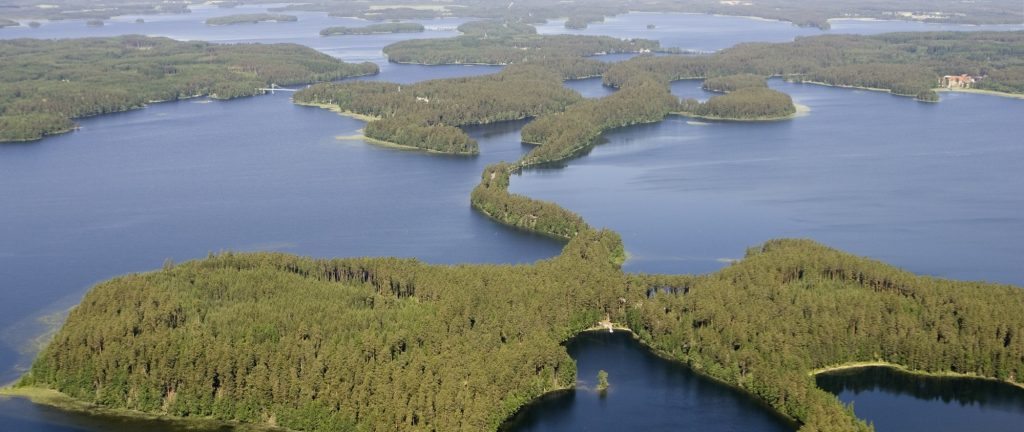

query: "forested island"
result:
(294, 65), (582, 154)
(205, 13), (297, 26)
(679, 88), (798, 121)
(0, 18), (19, 28)
(0, 36), (378, 142)
(383, 21), (669, 65)
(319, 23), (424, 36)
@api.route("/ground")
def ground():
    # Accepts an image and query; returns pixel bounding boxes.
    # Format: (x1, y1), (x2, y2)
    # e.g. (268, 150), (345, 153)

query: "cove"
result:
(816, 367), (1024, 431)
(502, 331), (794, 431)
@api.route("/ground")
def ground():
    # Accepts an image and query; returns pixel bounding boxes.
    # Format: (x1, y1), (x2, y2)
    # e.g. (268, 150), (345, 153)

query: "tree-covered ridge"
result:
(205, 13), (298, 26)
(319, 23), (425, 36)
(0, 36), (378, 142)
(626, 239), (1024, 431)
(293, 65), (582, 154)
(382, 22), (667, 65)
(605, 31), (1024, 100)
(702, 74), (769, 93)
(470, 163), (593, 241)
(20, 229), (1024, 431)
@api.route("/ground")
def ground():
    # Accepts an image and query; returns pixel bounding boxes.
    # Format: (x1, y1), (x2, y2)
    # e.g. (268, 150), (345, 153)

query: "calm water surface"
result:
(2, 7), (1023, 431)
(817, 367), (1024, 432)
(515, 80), (1024, 284)
(502, 331), (794, 432)
(537, 12), (1024, 52)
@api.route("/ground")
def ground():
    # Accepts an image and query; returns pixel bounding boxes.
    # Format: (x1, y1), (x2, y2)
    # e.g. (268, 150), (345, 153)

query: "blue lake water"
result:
(502, 331), (794, 432)
(537, 12), (1024, 52)
(816, 367), (1024, 432)
(2, 6), (1023, 431)
(517, 79), (1024, 284)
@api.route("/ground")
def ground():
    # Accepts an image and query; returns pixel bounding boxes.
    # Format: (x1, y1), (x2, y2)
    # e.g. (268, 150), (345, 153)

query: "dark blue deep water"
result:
(816, 367), (1024, 432)
(503, 331), (794, 432)
(2, 5), (1023, 431)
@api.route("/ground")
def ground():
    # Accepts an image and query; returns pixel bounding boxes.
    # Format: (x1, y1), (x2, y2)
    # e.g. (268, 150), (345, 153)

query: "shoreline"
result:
(810, 361), (1024, 390)
(569, 325), (802, 428)
(671, 103), (809, 122)
(0, 386), (290, 431)
(936, 87), (1024, 100)
(294, 100), (381, 122)
(795, 80), (1024, 101)
(299, 101), (476, 155)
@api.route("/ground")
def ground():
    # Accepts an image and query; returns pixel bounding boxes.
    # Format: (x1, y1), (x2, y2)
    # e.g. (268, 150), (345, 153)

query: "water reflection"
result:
(817, 367), (1024, 432)
(502, 331), (794, 432)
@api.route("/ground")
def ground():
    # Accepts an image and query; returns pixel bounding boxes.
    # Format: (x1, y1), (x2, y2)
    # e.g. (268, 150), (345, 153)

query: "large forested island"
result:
(382, 20), (671, 65)
(205, 13), (297, 26)
(0, 36), (378, 142)
(320, 23), (425, 36)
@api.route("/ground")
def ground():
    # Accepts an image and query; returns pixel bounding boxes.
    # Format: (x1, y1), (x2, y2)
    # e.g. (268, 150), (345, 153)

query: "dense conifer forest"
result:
(604, 31), (1024, 99)
(319, 23), (424, 36)
(18, 227), (1023, 432)
(679, 88), (797, 120)
(7, 8), (1024, 432)
(0, 36), (378, 142)
(702, 74), (769, 93)
(293, 65), (581, 154)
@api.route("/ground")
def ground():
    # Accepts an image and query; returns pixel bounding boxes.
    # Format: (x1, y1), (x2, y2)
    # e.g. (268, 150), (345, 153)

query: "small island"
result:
(565, 14), (605, 30)
(320, 22), (425, 36)
(0, 18), (19, 28)
(205, 13), (297, 26)
(678, 88), (797, 121)
(85, 19), (104, 27)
